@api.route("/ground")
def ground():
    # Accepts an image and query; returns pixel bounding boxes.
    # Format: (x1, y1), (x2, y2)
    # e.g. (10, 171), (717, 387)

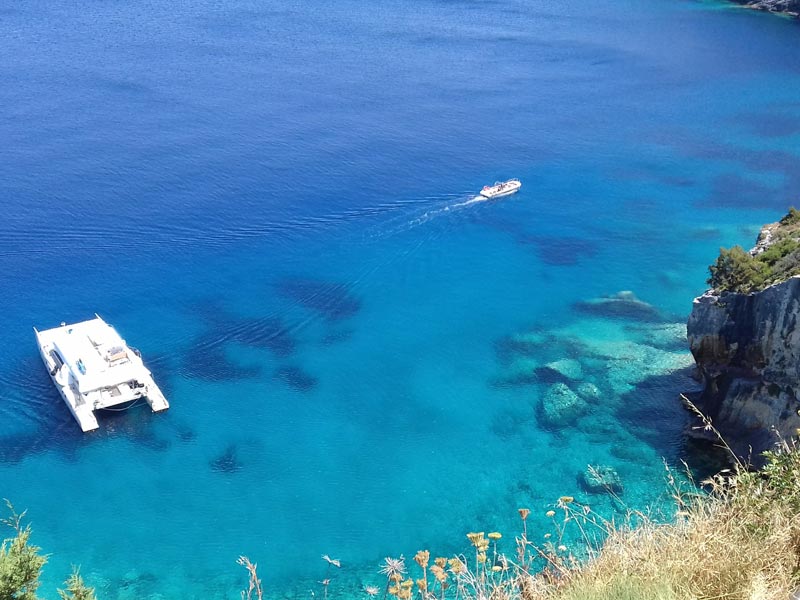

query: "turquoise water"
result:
(1, 0), (799, 597)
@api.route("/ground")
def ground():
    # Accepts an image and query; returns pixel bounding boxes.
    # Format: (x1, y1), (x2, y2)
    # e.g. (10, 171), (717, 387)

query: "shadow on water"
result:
(276, 277), (362, 322)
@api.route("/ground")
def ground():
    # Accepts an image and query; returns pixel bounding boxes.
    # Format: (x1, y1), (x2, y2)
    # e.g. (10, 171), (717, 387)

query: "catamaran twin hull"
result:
(34, 316), (169, 432)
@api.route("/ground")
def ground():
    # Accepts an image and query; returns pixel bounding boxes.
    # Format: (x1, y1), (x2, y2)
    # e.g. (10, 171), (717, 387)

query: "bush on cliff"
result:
(708, 208), (800, 293)
(707, 245), (769, 293)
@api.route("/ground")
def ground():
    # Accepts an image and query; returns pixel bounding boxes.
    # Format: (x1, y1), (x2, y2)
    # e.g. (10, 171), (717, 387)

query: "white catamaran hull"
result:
(34, 318), (169, 433)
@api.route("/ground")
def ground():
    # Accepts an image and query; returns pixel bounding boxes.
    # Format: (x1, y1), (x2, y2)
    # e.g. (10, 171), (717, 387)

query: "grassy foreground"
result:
(238, 438), (800, 600)
(5, 440), (800, 599)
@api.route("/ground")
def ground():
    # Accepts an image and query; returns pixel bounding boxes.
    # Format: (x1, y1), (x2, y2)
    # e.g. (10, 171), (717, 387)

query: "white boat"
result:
(479, 178), (522, 199)
(34, 316), (169, 432)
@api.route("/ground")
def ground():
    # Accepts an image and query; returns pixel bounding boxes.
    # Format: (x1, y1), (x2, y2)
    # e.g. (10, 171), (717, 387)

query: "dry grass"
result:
(545, 469), (800, 599)
(236, 414), (800, 600)
(369, 448), (800, 600)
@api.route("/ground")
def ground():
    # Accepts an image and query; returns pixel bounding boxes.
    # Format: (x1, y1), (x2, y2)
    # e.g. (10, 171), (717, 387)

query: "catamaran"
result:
(34, 316), (169, 432)
(479, 178), (522, 199)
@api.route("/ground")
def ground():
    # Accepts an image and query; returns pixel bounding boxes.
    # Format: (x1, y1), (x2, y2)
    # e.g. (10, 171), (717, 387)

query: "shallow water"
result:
(1, 0), (799, 597)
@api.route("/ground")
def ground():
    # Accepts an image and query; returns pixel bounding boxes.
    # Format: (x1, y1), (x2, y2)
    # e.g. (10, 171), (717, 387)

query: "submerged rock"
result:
(582, 339), (693, 395)
(543, 358), (583, 381)
(574, 290), (664, 323)
(576, 382), (602, 403)
(538, 383), (588, 428)
(632, 322), (688, 350)
(494, 357), (540, 386)
(578, 465), (623, 495)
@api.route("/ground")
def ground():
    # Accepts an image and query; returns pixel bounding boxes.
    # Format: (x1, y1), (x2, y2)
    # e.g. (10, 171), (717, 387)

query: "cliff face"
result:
(732, 0), (800, 17)
(688, 267), (800, 463)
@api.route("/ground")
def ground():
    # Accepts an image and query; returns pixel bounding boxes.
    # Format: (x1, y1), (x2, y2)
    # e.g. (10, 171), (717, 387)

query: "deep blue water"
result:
(1, 0), (799, 597)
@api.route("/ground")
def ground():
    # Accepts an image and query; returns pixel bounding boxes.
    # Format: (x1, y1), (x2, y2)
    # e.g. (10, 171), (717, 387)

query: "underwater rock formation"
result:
(579, 465), (623, 495)
(543, 358), (583, 381)
(574, 291), (664, 323)
(538, 383), (588, 428)
(576, 382), (602, 403)
(688, 218), (800, 464)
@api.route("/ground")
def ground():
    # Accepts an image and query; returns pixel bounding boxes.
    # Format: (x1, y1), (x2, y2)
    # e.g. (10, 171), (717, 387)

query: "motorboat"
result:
(479, 178), (521, 199)
(34, 315), (169, 432)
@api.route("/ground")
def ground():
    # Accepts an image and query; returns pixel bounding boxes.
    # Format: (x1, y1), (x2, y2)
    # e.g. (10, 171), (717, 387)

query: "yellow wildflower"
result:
(414, 550), (430, 569)
(487, 532), (502, 540)
(430, 565), (447, 583)
(448, 558), (464, 574)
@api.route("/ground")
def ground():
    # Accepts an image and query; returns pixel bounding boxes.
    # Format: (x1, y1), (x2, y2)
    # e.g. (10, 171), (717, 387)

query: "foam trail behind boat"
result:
(403, 194), (485, 228)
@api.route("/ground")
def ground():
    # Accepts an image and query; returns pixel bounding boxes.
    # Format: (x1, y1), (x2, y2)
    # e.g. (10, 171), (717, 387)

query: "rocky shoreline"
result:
(729, 0), (800, 18)
(687, 214), (800, 465)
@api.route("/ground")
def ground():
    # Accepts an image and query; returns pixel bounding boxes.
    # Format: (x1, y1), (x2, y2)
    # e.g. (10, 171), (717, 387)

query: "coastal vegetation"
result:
(0, 501), (95, 600)
(708, 207), (800, 293)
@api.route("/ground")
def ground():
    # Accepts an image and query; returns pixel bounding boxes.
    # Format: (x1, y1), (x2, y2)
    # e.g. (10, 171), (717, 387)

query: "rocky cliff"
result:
(688, 220), (800, 464)
(731, 0), (800, 17)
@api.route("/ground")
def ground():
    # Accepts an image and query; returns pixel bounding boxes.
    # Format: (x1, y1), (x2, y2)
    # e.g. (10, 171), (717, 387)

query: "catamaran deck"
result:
(35, 316), (169, 432)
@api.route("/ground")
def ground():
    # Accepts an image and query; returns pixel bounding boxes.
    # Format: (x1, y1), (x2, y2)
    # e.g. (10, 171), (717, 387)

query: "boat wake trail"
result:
(401, 194), (485, 230)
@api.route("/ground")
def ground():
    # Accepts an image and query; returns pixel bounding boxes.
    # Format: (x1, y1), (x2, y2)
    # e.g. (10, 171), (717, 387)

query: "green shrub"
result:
(0, 503), (46, 600)
(707, 245), (770, 293)
(756, 237), (800, 267)
(779, 206), (800, 226)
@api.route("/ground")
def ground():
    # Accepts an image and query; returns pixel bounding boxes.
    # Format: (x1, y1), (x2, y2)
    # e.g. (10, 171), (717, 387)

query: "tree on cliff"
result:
(707, 245), (769, 293)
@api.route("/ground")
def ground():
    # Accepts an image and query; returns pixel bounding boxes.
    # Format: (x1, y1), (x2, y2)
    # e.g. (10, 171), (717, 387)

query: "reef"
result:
(578, 465), (623, 495)
(729, 0), (800, 17)
(688, 212), (800, 464)
(573, 291), (665, 323)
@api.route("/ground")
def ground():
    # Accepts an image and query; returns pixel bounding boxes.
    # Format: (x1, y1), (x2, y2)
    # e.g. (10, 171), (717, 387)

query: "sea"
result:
(0, 0), (799, 598)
